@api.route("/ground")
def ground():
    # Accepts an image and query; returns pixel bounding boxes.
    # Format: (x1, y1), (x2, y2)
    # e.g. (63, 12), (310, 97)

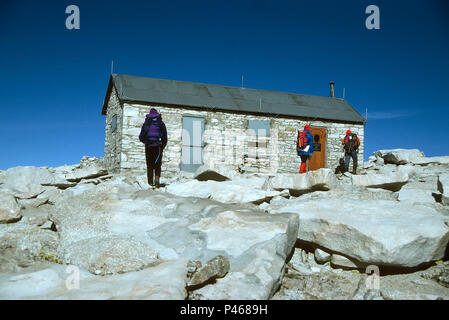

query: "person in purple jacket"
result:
(139, 108), (168, 187)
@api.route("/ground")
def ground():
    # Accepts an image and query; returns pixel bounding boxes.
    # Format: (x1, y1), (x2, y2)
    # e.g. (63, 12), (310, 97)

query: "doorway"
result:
(181, 116), (204, 172)
(308, 127), (326, 171)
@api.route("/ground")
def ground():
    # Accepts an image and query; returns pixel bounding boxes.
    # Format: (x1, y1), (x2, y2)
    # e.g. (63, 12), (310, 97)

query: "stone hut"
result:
(101, 74), (366, 176)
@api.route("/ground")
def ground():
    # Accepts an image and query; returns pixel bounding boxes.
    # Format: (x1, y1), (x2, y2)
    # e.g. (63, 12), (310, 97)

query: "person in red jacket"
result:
(298, 124), (314, 173)
(342, 129), (360, 174)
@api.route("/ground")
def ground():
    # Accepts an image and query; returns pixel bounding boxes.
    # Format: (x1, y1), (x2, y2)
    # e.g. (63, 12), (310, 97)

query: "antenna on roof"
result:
(343, 88), (346, 99)
(365, 107), (368, 120)
(111, 60), (114, 75)
(241, 74), (244, 89)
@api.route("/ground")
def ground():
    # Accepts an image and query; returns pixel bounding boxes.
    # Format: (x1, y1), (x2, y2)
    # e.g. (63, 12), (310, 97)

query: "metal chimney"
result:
(329, 81), (335, 98)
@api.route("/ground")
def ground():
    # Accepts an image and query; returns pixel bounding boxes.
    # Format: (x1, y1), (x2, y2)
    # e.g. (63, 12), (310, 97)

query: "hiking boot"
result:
(147, 173), (154, 187)
(154, 176), (160, 188)
(352, 165), (357, 175)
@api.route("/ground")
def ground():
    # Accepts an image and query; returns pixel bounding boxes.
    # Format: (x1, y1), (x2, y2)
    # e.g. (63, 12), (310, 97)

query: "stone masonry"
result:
(104, 88), (364, 177)
(104, 86), (123, 173)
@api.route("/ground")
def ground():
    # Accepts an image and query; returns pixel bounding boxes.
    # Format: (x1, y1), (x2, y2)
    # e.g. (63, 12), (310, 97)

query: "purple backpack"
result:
(142, 116), (162, 146)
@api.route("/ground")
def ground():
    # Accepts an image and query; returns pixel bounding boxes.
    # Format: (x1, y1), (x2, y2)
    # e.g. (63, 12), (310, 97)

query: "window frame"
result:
(247, 119), (270, 160)
(111, 115), (117, 133)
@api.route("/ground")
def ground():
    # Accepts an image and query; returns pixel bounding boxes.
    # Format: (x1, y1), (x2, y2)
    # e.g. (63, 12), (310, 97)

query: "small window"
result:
(247, 120), (270, 160)
(247, 120), (270, 137)
(111, 115), (117, 132)
(314, 134), (321, 152)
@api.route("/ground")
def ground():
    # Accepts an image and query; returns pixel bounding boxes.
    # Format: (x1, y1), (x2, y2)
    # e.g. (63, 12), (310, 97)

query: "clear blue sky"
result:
(1, 0), (448, 170)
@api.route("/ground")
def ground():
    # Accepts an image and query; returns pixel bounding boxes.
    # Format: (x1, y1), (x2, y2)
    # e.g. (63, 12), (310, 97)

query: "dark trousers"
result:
(145, 145), (163, 184)
(344, 150), (358, 171)
(300, 155), (309, 164)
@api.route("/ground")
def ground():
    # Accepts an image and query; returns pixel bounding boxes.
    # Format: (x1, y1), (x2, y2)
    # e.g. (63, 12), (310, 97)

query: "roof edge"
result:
(101, 75), (114, 115)
(120, 99), (366, 125)
(338, 98), (367, 123)
(104, 73), (367, 123)
(113, 73), (349, 103)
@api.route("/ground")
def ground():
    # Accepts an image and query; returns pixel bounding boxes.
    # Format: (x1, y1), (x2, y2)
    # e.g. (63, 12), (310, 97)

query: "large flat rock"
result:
(372, 149), (449, 166)
(50, 157), (108, 183)
(0, 259), (188, 299)
(439, 173), (449, 206)
(194, 164), (233, 182)
(268, 168), (337, 195)
(165, 179), (280, 204)
(1, 167), (58, 198)
(374, 149), (426, 165)
(351, 172), (409, 191)
(298, 185), (399, 202)
(268, 198), (449, 267)
(55, 164), (108, 182)
(411, 156), (449, 166)
(397, 187), (436, 204)
(438, 173), (449, 194)
(61, 235), (160, 276)
(49, 183), (298, 299)
(273, 262), (449, 300)
(0, 224), (59, 272)
(0, 189), (22, 223)
(0, 165), (93, 199)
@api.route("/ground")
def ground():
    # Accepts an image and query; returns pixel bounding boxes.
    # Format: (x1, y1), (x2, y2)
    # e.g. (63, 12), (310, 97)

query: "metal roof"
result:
(102, 73), (366, 124)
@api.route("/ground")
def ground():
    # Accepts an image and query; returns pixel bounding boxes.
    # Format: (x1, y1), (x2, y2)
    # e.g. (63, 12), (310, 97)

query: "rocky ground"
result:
(0, 149), (448, 300)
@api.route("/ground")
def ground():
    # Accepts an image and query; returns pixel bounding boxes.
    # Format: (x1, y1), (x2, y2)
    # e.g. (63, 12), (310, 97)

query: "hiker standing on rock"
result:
(297, 124), (314, 173)
(342, 129), (360, 174)
(139, 108), (167, 188)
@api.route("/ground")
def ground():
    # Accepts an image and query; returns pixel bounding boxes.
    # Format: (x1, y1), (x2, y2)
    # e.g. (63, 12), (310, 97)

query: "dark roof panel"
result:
(103, 73), (366, 123)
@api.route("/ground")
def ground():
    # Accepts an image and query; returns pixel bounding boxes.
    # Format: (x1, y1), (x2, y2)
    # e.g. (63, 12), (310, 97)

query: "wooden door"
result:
(308, 127), (326, 171)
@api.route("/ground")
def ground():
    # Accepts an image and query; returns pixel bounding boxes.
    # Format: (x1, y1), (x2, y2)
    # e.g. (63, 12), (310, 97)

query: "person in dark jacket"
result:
(298, 124), (314, 173)
(342, 129), (360, 174)
(139, 108), (167, 187)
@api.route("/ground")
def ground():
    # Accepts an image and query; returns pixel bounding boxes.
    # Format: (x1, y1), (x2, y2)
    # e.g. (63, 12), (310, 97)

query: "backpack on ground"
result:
(335, 157), (347, 174)
(296, 130), (308, 154)
(343, 133), (359, 153)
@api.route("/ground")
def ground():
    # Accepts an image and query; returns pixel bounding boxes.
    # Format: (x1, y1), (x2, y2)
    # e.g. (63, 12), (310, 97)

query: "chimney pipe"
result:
(329, 81), (335, 98)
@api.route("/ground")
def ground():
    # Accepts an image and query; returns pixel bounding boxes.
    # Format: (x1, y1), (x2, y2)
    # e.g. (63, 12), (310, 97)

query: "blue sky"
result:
(1, 0), (448, 170)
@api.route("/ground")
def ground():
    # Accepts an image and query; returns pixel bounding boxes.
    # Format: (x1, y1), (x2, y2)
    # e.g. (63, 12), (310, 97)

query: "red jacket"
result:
(342, 133), (360, 148)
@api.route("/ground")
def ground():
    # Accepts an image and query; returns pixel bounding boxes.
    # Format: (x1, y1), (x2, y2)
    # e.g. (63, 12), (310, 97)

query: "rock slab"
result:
(269, 168), (337, 195)
(0, 259), (188, 300)
(374, 149), (425, 165)
(351, 172), (409, 191)
(0, 189), (22, 223)
(269, 198), (449, 267)
(49, 184), (299, 299)
(188, 255), (230, 287)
